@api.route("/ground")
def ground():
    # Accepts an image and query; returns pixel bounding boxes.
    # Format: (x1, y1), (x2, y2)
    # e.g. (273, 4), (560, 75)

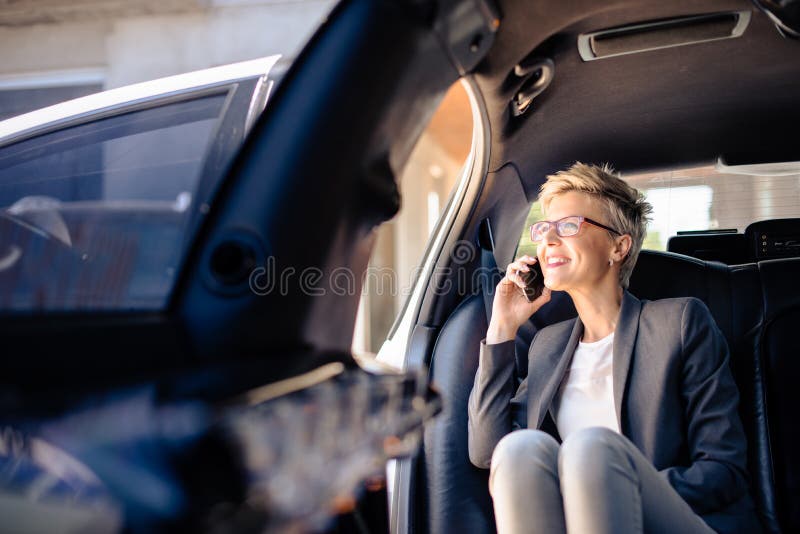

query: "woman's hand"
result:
(486, 255), (551, 344)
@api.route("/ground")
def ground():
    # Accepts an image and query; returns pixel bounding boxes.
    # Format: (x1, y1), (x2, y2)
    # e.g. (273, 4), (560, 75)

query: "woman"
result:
(467, 163), (761, 534)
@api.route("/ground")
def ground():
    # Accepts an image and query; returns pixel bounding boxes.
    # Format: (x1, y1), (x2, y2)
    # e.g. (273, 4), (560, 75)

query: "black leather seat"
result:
(424, 295), (494, 534)
(423, 289), (575, 534)
(757, 258), (800, 533)
(631, 251), (780, 533)
(421, 249), (781, 534)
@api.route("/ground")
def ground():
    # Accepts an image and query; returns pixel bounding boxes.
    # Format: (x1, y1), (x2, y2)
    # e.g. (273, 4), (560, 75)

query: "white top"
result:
(551, 332), (620, 440)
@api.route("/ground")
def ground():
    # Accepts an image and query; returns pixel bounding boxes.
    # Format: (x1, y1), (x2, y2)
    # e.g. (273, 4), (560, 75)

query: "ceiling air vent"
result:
(578, 11), (751, 61)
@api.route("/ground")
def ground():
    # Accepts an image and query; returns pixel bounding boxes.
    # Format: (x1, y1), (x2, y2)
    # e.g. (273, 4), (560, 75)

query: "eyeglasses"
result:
(530, 215), (622, 243)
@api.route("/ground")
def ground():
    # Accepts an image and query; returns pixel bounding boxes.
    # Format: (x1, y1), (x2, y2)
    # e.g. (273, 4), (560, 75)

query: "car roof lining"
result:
(473, 0), (800, 200)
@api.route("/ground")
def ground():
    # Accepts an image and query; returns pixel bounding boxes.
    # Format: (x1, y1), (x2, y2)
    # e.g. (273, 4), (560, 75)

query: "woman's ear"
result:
(613, 234), (632, 262)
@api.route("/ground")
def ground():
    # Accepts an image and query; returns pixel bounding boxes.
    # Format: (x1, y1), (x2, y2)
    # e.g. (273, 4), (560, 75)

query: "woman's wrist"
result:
(486, 321), (518, 344)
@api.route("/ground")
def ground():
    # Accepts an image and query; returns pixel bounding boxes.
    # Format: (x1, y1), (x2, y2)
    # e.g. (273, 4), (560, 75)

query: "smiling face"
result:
(536, 191), (622, 293)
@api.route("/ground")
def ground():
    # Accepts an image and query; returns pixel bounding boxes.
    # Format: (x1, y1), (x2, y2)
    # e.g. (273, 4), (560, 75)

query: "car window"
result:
(357, 82), (473, 356)
(625, 165), (800, 251)
(516, 164), (800, 257)
(517, 200), (542, 260)
(0, 93), (227, 311)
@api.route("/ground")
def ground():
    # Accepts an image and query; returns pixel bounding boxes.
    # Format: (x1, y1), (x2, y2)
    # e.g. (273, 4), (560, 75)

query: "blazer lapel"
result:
(527, 290), (643, 432)
(612, 290), (642, 430)
(529, 317), (584, 430)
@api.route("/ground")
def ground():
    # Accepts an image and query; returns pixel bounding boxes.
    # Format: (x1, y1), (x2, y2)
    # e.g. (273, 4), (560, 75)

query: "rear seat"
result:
(631, 251), (779, 533)
(423, 289), (574, 534)
(421, 249), (786, 534)
(756, 258), (800, 532)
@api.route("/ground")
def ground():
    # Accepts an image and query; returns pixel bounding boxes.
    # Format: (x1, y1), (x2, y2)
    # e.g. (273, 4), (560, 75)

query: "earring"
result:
(609, 259), (614, 266)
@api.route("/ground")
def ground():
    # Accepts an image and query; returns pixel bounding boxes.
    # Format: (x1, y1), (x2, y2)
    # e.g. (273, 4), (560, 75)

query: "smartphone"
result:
(520, 261), (544, 302)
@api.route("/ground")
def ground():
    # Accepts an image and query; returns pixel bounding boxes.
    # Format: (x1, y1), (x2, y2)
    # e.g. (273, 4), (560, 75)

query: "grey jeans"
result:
(489, 427), (716, 534)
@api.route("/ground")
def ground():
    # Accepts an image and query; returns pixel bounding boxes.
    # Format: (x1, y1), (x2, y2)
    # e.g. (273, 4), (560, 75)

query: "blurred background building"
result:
(0, 0), (335, 118)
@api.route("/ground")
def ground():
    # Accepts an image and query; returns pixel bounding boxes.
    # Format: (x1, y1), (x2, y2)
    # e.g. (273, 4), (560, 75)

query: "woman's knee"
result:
(490, 430), (560, 495)
(491, 430), (559, 474)
(558, 427), (635, 484)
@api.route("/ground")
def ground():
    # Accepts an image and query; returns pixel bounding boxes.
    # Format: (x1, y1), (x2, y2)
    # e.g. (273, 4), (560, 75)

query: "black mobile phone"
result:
(520, 261), (544, 302)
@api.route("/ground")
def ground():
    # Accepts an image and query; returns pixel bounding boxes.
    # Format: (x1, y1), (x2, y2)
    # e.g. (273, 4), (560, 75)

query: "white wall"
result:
(104, 2), (334, 88)
(0, 0), (335, 88)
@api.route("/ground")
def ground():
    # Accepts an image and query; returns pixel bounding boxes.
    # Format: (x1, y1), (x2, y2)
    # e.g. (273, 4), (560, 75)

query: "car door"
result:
(0, 1), (500, 532)
(0, 58), (303, 532)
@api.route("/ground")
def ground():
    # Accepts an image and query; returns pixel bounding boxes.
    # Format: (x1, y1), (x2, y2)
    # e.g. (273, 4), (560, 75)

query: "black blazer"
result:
(468, 290), (762, 534)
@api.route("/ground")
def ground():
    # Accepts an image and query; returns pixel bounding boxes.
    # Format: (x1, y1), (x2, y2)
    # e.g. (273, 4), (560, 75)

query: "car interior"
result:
(398, 1), (800, 534)
(1, 0), (799, 532)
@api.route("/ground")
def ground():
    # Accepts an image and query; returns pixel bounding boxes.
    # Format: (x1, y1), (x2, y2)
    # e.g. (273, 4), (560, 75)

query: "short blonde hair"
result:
(538, 162), (652, 288)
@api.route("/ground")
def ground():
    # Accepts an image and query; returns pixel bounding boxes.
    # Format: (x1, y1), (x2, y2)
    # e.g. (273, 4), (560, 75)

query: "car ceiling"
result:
(472, 0), (800, 199)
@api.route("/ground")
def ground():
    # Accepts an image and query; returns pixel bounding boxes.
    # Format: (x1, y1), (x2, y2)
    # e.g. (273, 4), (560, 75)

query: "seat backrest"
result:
(629, 250), (733, 337)
(729, 263), (780, 533)
(631, 250), (779, 533)
(757, 258), (800, 533)
(667, 232), (748, 264)
(422, 288), (575, 534)
(423, 294), (494, 534)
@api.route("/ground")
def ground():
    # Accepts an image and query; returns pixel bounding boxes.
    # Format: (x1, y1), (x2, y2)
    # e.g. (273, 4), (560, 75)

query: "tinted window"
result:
(625, 166), (800, 251)
(0, 93), (227, 311)
(517, 201), (543, 260)
(0, 84), (103, 122)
